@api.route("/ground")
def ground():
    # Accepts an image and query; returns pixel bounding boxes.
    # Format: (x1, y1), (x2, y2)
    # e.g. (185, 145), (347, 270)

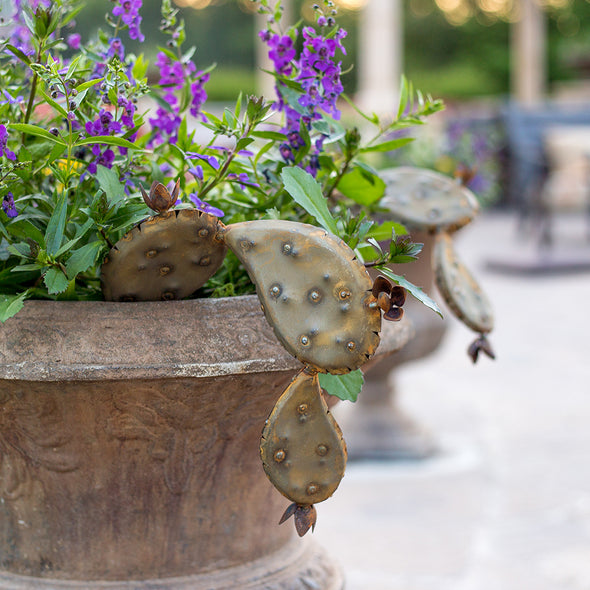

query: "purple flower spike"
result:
(112, 0), (145, 42)
(189, 193), (224, 218)
(2, 192), (18, 219)
(0, 124), (16, 161)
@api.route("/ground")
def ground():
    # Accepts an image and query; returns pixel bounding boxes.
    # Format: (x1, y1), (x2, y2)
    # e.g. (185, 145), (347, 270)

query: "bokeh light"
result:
(334, 0), (369, 10)
(174, 0), (213, 8)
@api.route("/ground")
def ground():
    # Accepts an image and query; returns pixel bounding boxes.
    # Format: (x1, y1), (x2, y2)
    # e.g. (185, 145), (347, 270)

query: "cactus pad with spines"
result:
(433, 231), (494, 334)
(223, 219), (381, 374)
(380, 167), (480, 233)
(260, 370), (347, 509)
(101, 209), (227, 301)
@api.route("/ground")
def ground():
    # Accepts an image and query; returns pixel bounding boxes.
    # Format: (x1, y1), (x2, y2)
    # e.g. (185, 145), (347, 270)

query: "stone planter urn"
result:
(0, 295), (410, 589)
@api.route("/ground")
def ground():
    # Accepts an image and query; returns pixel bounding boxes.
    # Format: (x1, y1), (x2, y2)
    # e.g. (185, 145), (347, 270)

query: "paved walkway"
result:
(314, 211), (590, 590)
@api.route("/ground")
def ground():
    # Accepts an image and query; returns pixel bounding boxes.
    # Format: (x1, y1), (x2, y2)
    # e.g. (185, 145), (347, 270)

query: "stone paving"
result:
(314, 211), (590, 590)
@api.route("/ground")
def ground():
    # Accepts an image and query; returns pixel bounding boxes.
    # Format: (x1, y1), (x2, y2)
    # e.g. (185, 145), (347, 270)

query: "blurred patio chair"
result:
(501, 102), (590, 246)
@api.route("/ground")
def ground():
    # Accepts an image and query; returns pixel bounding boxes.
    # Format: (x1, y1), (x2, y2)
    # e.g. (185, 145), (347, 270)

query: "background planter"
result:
(0, 295), (411, 589)
(339, 231), (448, 460)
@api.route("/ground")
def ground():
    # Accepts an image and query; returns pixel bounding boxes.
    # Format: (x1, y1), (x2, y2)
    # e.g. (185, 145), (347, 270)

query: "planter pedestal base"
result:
(0, 539), (342, 590)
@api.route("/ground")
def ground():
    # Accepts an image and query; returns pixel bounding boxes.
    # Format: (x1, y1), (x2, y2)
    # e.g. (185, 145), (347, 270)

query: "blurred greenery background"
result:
(72, 0), (590, 102)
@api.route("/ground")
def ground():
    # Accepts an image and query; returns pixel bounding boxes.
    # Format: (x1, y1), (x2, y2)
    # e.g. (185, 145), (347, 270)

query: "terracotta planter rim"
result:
(0, 295), (412, 382)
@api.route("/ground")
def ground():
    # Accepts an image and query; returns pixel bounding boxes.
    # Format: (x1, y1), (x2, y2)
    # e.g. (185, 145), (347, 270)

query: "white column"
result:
(255, 0), (294, 99)
(511, 0), (546, 105)
(356, 0), (403, 117)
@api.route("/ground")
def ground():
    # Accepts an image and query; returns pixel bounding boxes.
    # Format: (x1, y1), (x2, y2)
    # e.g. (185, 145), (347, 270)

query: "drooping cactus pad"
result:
(380, 167), (479, 233)
(223, 220), (381, 374)
(260, 370), (347, 511)
(433, 232), (494, 334)
(101, 209), (227, 301)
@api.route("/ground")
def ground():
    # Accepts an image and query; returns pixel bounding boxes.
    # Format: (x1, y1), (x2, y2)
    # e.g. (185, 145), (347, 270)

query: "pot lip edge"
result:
(0, 299), (413, 383)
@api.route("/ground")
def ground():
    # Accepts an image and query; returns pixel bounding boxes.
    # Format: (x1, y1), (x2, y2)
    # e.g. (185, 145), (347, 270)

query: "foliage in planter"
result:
(0, 0), (443, 321)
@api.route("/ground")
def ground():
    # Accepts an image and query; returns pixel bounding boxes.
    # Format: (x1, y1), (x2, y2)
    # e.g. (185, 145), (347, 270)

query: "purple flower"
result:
(228, 173), (259, 189)
(148, 107), (182, 146)
(187, 152), (220, 170)
(120, 171), (135, 195)
(0, 90), (24, 105)
(85, 109), (121, 137)
(305, 153), (320, 177)
(67, 33), (81, 50)
(149, 52), (208, 141)
(0, 124), (16, 161)
(112, 0), (144, 42)
(189, 194), (224, 217)
(188, 165), (204, 181)
(159, 162), (172, 176)
(87, 145), (115, 174)
(108, 37), (125, 60)
(117, 96), (136, 128)
(2, 192), (18, 218)
(189, 73), (209, 119)
(263, 33), (296, 76)
(279, 143), (295, 163)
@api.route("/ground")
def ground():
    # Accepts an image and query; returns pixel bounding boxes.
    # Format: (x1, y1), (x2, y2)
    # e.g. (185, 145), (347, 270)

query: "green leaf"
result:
(360, 137), (414, 154)
(337, 167), (386, 206)
(280, 167), (338, 235)
(397, 75), (410, 119)
(38, 88), (69, 118)
(251, 130), (286, 141)
(43, 267), (69, 294)
(75, 136), (138, 150)
(341, 93), (379, 126)
(95, 165), (126, 206)
(45, 192), (68, 256)
(132, 54), (148, 80)
(76, 78), (104, 92)
(378, 267), (443, 318)
(319, 370), (364, 402)
(367, 220), (408, 241)
(0, 291), (29, 323)
(9, 123), (66, 145)
(76, 78), (104, 93)
(6, 243), (32, 258)
(66, 241), (103, 280)
(5, 44), (31, 65)
(55, 218), (94, 257)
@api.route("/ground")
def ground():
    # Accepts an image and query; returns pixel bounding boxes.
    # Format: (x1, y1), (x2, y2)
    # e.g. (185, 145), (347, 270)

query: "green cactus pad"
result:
(223, 220), (381, 374)
(260, 370), (347, 506)
(380, 167), (479, 233)
(433, 231), (494, 334)
(101, 209), (227, 301)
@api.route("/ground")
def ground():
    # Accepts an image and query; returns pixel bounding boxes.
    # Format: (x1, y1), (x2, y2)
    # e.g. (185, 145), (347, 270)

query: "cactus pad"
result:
(260, 370), (347, 510)
(223, 220), (381, 374)
(433, 231), (494, 334)
(380, 167), (479, 233)
(101, 209), (227, 301)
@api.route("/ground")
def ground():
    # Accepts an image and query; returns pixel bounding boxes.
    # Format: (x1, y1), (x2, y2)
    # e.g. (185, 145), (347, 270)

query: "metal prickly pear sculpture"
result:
(101, 181), (227, 301)
(379, 166), (495, 363)
(101, 182), (404, 536)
